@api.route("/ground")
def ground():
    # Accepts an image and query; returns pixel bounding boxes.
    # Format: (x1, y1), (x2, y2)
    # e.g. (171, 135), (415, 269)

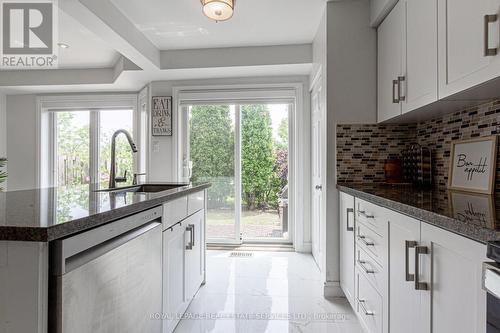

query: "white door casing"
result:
(311, 78), (324, 270)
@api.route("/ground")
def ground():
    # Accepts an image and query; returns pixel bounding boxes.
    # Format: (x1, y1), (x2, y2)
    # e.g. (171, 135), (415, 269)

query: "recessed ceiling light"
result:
(58, 43), (70, 49)
(200, 0), (234, 22)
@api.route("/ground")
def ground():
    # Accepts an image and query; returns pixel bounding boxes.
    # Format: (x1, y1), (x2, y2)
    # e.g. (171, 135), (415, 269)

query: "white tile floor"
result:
(173, 250), (365, 333)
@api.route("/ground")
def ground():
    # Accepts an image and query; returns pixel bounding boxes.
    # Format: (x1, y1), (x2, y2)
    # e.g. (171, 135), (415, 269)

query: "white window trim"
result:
(172, 83), (307, 250)
(36, 94), (139, 189)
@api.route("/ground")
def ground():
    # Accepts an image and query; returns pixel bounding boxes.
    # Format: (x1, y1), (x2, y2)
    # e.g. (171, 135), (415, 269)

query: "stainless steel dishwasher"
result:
(49, 206), (163, 333)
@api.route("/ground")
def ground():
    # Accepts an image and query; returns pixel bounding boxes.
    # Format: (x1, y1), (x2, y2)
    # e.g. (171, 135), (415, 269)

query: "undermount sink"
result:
(96, 184), (188, 193)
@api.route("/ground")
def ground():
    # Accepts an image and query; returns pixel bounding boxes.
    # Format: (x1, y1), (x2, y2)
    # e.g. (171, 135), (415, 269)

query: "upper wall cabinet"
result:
(404, 0), (438, 111)
(438, 0), (500, 99)
(377, 0), (438, 122)
(377, 0), (405, 122)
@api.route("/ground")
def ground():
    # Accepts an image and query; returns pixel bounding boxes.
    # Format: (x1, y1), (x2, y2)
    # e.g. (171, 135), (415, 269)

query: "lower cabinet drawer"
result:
(356, 198), (388, 238)
(357, 271), (383, 333)
(163, 197), (188, 230)
(356, 246), (385, 294)
(188, 191), (205, 215)
(356, 221), (385, 267)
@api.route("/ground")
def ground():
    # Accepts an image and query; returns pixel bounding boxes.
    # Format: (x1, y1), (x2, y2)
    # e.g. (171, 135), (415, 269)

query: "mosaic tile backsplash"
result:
(337, 100), (500, 189)
(336, 124), (416, 182)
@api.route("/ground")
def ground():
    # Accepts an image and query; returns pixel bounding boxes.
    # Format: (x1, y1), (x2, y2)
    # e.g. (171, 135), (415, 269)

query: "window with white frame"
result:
(38, 95), (142, 189)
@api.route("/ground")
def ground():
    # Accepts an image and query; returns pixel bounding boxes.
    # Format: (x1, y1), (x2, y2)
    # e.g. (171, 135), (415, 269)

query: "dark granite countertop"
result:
(0, 182), (210, 242)
(337, 183), (500, 244)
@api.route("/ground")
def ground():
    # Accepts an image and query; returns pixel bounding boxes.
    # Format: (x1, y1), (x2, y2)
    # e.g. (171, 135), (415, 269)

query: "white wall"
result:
(6, 95), (37, 191)
(311, 0), (377, 295)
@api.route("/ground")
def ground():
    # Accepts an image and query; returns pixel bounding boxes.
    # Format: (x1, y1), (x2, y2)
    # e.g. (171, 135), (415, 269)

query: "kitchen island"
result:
(0, 182), (210, 333)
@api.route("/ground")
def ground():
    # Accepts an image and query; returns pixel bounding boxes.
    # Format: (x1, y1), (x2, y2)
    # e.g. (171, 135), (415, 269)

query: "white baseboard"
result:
(295, 241), (312, 253)
(323, 281), (345, 298)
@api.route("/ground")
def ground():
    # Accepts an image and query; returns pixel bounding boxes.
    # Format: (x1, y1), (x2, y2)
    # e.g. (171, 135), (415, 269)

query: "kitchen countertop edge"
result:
(337, 183), (500, 244)
(0, 183), (211, 242)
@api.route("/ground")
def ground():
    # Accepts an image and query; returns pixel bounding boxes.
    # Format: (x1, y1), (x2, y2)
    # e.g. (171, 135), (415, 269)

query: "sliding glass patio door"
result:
(184, 103), (290, 245)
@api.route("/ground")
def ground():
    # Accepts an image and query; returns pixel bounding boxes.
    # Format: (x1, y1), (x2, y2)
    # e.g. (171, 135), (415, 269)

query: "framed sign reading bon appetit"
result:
(448, 136), (498, 194)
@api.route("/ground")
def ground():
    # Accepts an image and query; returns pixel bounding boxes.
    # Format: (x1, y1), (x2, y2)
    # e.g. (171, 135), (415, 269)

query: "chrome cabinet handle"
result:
(392, 79), (399, 103)
(358, 235), (375, 247)
(415, 245), (429, 290)
(358, 210), (374, 219)
(185, 224), (194, 250)
(357, 260), (375, 274)
(346, 208), (354, 232)
(484, 14), (498, 56)
(397, 76), (406, 101)
(191, 224), (195, 247)
(405, 240), (417, 281)
(358, 299), (374, 316)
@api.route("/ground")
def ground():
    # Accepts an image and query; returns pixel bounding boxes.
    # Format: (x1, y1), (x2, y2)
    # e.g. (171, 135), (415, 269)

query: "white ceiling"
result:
(56, 9), (120, 69)
(110, 0), (326, 50)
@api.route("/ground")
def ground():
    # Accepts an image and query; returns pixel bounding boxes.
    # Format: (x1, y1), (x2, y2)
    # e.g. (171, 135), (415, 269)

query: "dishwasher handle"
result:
(52, 206), (162, 275)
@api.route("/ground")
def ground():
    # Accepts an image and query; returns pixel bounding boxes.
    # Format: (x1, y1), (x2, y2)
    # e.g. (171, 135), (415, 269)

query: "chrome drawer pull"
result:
(397, 76), (406, 101)
(484, 14), (498, 56)
(185, 224), (194, 250)
(392, 79), (399, 103)
(405, 240), (417, 282)
(415, 245), (429, 290)
(358, 210), (374, 219)
(346, 208), (354, 232)
(358, 299), (374, 316)
(358, 235), (375, 246)
(357, 260), (375, 274)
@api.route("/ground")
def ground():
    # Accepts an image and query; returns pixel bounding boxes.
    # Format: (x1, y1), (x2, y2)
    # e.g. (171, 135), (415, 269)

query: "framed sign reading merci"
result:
(448, 136), (498, 194)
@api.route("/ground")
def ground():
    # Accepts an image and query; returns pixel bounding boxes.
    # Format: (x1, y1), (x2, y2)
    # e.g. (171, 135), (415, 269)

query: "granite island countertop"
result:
(0, 182), (210, 242)
(337, 183), (500, 244)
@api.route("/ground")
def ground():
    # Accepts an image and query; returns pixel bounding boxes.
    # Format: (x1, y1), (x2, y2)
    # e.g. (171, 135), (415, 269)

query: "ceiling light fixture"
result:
(200, 0), (234, 22)
(57, 43), (70, 49)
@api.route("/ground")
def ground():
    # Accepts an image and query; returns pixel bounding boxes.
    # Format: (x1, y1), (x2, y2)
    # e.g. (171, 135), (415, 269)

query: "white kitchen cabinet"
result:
(162, 222), (188, 333)
(387, 212), (425, 333)
(420, 223), (487, 333)
(378, 0), (438, 121)
(403, 0), (438, 113)
(356, 269), (384, 333)
(377, 0), (404, 122)
(341, 191), (488, 333)
(162, 190), (206, 333)
(438, 0), (500, 99)
(339, 192), (355, 306)
(185, 210), (205, 303)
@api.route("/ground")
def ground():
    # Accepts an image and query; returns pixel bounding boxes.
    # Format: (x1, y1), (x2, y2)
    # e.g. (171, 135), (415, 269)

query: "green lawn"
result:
(208, 209), (280, 226)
